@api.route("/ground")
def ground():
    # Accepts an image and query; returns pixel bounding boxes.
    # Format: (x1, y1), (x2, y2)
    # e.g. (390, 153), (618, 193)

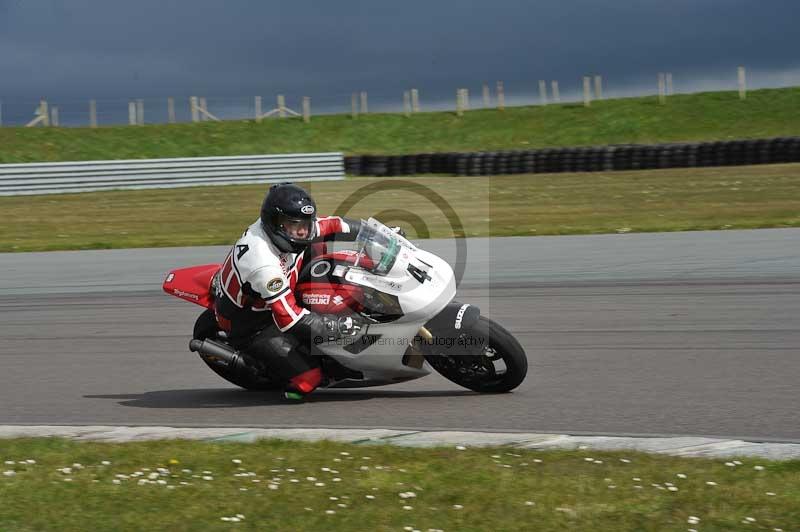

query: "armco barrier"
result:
(343, 137), (800, 176)
(0, 153), (345, 196)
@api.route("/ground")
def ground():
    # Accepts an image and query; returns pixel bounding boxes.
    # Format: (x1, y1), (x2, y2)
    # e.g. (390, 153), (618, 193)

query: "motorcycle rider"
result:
(213, 182), (368, 401)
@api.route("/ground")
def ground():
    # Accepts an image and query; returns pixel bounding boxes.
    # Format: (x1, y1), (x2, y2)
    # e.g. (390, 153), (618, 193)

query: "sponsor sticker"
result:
(165, 273), (175, 283)
(302, 293), (331, 305)
(454, 304), (470, 329)
(332, 295), (344, 305)
(267, 277), (285, 293)
(301, 204), (315, 215)
(173, 288), (199, 301)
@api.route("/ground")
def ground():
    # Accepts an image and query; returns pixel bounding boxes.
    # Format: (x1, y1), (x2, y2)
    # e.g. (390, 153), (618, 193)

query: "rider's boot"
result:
(282, 367), (323, 402)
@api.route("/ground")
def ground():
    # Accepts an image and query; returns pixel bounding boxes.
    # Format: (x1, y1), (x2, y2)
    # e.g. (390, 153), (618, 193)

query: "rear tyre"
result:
(192, 309), (279, 391)
(425, 316), (528, 393)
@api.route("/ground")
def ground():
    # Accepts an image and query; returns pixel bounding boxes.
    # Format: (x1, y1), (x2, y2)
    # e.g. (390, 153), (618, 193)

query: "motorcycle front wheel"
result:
(424, 316), (528, 393)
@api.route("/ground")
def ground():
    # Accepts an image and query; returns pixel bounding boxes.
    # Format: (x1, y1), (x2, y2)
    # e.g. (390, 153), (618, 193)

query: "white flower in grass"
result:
(733, 460), (743, 465)
(268, 483), (279, 490)
(304, 507), (312, 511)
(340, 452), (350, 456)
(745, 517), (756, 522)
(157, 480), (167, 485)
(181, 469), (192, 474)
(452, 504), (463, 510)
(286, 468), (295, 472)
(632, 477), (641, 481)
(677, 473), (687, 479)
(3, 471), (16, 477)
(705, 481), (718, 486)
(665, 482), (674, 487)
(325, 510), (336, 515)
(232, 459), (242, 464)
(456, 446), (466, 450)
(578, 445), (588, 450)
(59, 467), (72, 474)
(724, 462), (736, 467)
(525, 501), (535, 506)
(765, 492), (776, 496)
(688, 529), (698, 532)
(584, 458), (595, 462)
(221, 517), (231, 522)
(112, 479), (121, 484)
(667, 486), (678, 492)
(100, 461), (110, 466)
(608, 485), (617, 489)
(315, 482), (326, 487)
(593, 460), (603, 464)
(239, 488), (248, 492)
(202, 476), (213, 481)
(533, 459), (543, 463)
(362, 456), (371, 460)
(399, 492), (417, 499)
(3, 461), (14, 465)
(404, 527), (414, 531)
(633, 485), (643, 489)
(337, 503), (347, 508)
(252, 479), (261, 483)
(366, 495), (375, 500)
(333, 458), (342, 462)
(290, 479), (299, 483)
(754, 465), (765, 471)
(306, 476), (317, 481)
(137, 479), (148, 485)
(402, 506), (414, 511)
(236, 514), (245, 520)
(148, 473), (159, 480)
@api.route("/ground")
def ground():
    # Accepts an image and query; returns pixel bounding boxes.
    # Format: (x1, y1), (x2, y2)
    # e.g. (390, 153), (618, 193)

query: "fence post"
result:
(403, 91), (411, 117)
(167, 97), (176, 124)
(128, 101), (137, 125)
(538, 80), (548, 105)
(496, 81), (505, 110)
(665, 73), (673, 96)
(594, 75), (603, 99)
(583, 76), (592, 107)
(351, 93), (358, 119)
(482, 83), (490, 107)
(0, 100), (3, 127)
(302, 97), (311, 123)
(51, 106), (59, 127)
(360, 91), (368, 114)
(462, 88), (470, 110)
(190, 97), (199, 122)
(456, 89), (464, 116)
(136, 99), (144, 125)
(254, 96), (262, 123)
(41, 100), (50, 126)
(277, 95), (286, 118)
(551, 80), (560, 102)
(411, 88), (420, 113)
(199, 97), (208, 122)
(738, 66), (747, 100)
(89, 100), (97, 128)
(658, 73), (666, 104)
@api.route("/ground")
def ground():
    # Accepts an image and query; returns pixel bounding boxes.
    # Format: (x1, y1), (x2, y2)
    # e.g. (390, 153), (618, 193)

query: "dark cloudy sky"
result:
(1, 0), (799, 113)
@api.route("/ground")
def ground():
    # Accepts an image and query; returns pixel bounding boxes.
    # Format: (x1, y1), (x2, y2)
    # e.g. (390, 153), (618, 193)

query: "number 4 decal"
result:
(236, 244), (249, 259)
(407, 263), (431, 284)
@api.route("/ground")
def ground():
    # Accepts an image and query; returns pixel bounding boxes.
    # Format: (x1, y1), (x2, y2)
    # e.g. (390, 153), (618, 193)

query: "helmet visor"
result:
(277, 215), (316, 243)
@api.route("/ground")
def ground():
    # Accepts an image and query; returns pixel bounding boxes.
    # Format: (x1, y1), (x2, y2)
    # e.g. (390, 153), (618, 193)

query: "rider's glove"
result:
(389, 226), (406, 238)
(335, 315), (366, 337)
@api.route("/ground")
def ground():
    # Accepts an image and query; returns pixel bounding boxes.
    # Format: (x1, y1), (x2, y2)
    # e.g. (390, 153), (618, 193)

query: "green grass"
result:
(1, 87), (800, 163)
(1, 165), (799, 252)
(0, 438), (797, 531)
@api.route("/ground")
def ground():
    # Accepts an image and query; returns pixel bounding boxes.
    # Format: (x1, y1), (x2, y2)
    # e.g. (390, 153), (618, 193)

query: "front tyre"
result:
(425, 316), (528, 393)
(193, 309), (279, 391)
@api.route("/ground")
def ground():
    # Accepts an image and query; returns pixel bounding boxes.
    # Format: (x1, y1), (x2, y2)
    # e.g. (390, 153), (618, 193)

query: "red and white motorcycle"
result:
(163, 218), (527, 394)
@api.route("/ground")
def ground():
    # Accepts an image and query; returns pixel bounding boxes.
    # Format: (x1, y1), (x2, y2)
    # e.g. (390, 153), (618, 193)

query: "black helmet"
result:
(260, 183), (318, 253)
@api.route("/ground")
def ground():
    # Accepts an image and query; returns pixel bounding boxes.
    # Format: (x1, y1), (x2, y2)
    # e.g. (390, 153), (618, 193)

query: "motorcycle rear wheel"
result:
(425, 316), (528, 393)
(193, 309), (280, 391)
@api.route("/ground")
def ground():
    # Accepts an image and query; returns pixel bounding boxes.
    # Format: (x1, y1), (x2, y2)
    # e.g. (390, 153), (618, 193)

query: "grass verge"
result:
(1, 164), (799, 252)
(1, 88), (800, 163)
(0, 438), (797, 531)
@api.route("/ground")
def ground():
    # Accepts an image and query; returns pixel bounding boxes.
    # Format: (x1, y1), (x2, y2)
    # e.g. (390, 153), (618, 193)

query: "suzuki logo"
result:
(454, 304), (470, 329)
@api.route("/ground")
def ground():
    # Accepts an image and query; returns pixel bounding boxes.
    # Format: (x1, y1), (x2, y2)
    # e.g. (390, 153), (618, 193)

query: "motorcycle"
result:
(163, 218), (527, 394)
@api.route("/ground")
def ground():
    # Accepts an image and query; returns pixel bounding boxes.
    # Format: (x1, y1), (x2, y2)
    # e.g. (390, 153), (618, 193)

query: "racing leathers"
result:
(213, 215), (363, 394)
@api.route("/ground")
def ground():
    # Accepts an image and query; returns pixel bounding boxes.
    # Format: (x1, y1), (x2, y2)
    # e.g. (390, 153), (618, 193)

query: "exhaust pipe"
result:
(189, 338), (242, 369)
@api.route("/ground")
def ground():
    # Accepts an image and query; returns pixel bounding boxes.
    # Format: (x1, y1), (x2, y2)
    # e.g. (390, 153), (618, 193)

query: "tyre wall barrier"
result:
(343, 137), (800, 177)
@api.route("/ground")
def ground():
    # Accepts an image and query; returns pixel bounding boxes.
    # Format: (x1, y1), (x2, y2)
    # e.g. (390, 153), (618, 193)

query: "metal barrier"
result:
(0, 153), (344, 196)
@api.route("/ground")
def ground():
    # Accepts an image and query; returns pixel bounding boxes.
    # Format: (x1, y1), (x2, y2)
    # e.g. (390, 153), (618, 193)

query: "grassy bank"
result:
(0, 438), (797, 531)
(1, 165), (799, 252)
(1, 88), (800, 163)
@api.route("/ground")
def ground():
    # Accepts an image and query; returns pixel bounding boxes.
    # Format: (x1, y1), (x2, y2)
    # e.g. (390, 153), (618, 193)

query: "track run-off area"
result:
(1, 229), (798, 441)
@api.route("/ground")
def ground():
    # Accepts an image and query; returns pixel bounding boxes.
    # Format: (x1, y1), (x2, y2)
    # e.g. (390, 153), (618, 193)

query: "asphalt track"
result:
(1, 229), (798, 441)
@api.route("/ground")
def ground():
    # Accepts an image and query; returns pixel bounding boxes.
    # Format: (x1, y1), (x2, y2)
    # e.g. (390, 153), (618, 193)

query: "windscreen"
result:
(355, 218), (401, 276)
